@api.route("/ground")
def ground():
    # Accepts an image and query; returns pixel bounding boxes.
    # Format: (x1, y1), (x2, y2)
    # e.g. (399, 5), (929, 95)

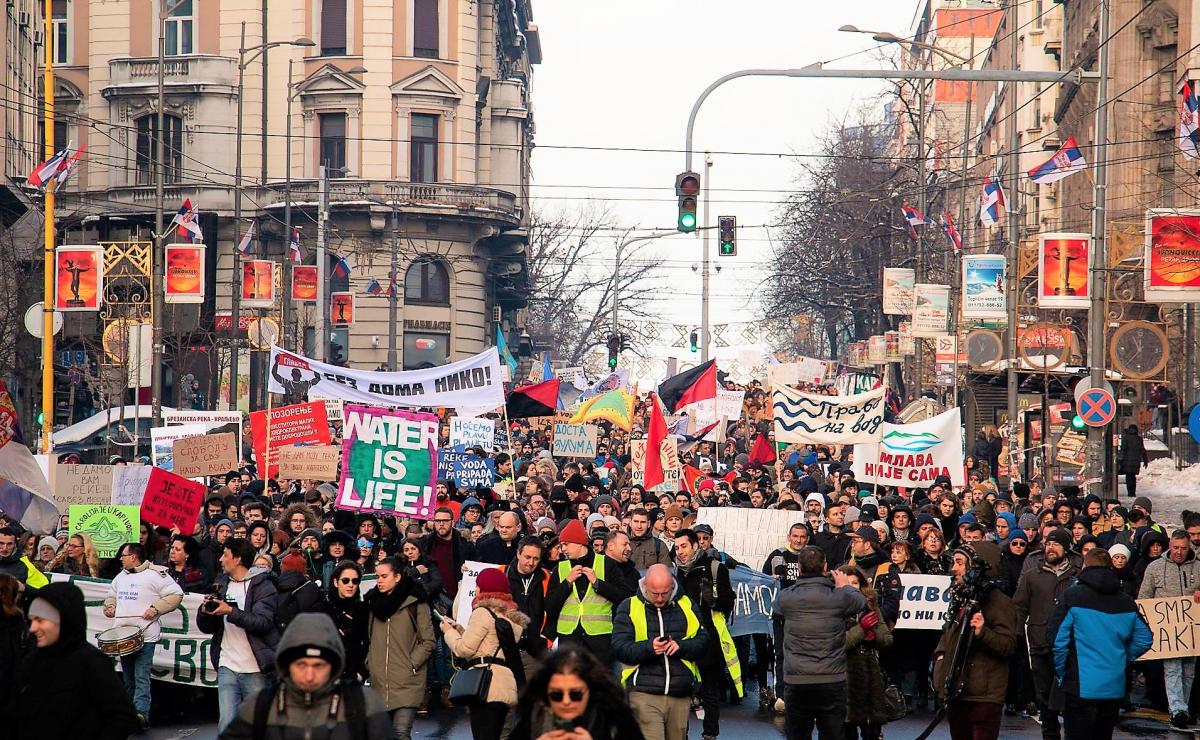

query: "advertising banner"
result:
(913, 283), (951, 337)
(868, 335), (886, 365)
(241, 260), (275, 308)
(336, 404), (439, 519)
(248, 401), (331, 479)
(1145, 210), (1200, 302)
(962, 254), (1007, 319)
(292, 265), (318, 302)
(55, 245), (103, 312)
(268, 345), (505, 413)
(1038, 233), (1090, 309)
(853, 407), (966, 487)
(164, 244), (205, 304)
(331, 291), (354, 326)
(772, 384), (885, 445)
(882, 268), (915, 315)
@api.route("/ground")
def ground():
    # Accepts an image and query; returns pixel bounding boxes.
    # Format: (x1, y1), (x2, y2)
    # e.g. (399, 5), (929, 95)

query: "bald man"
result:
(613, 564), (709, 740)
(474, 511), (524, 565)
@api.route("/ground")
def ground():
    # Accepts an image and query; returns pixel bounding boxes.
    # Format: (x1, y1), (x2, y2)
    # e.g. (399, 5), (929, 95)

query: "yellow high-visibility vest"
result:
(556, 556), (614, 636)
(711, 610), (744, 698)
(620, 594), (701, 686)
(21, 557), (48, 589)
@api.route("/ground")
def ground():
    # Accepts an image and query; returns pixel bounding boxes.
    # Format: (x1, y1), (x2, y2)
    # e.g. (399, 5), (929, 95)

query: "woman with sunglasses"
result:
(509, 648), (644, 740)
(329, 560), (369, 680)
(48, 533), (101, 577)
(356, 537), (379, 575)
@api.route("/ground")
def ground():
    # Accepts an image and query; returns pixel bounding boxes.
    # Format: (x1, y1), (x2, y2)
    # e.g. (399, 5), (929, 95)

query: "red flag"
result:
(658, 360), (717, 413)
(681, 464), (705, 494)
(748, 434), (777, 466)
(644, 393), (667, 490)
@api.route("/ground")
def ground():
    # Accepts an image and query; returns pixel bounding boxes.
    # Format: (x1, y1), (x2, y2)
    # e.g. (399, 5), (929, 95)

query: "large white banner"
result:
(772, 384), (886, 444)
(268, 345), (505, 412)
(853, 407), (965, 487)
(695, 508), (806, 571)
(895, 573), (953, 630)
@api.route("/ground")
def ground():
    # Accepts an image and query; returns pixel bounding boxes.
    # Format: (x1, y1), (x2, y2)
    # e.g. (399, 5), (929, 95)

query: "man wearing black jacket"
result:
(418, 507), (476, 706)
(675, 528), (737, 740)
(812, 501), (852, 568)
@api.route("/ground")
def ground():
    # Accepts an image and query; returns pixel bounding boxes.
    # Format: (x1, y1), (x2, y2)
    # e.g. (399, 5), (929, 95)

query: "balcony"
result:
(102, 55), (237, 97)
(261, 179), (522, 223)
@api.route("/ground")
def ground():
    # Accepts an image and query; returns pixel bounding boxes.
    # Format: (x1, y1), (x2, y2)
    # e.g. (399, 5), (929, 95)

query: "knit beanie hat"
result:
(558, 519), (588, 546)
(1017, 513), (1039, 530)
(1109, 544), (1132, 559)
(475, 568), (509, 595)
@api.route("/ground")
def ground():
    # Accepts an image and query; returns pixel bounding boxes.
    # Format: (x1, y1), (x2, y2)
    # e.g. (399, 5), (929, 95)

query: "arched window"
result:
(404, 258), (449, 305)
(135, 113), (183, 184)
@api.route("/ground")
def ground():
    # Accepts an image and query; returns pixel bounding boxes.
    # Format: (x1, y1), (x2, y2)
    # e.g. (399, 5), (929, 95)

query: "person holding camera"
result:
(197, 537), (281, 734)
(932, 540), (1017, 740)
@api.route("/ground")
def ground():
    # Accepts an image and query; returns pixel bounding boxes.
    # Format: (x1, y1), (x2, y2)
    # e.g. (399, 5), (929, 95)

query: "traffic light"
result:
(618, 333), (630, 353)
(1071, 414), (1085, 431)
(689, 330), (699, 353)
(718, 216), (737, 256)
(606, 333), (620, 369)
(675, 171), (700, 232)
(329, 340), (345, 365)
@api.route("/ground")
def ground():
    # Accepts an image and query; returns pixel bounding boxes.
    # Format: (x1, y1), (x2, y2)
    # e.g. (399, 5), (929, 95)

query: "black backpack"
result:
(252, 679), (367, 740)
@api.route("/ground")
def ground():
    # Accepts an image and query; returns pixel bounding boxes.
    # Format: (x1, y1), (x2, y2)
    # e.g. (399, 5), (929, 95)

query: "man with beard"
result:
(1014, 528), (1079, 740)
(1138, 530), (1200, 728)
(675, 528), (741, 740)
(628, 507), (672, 569)
(812, 501), (852, 569)
(545, 518), (634, 665)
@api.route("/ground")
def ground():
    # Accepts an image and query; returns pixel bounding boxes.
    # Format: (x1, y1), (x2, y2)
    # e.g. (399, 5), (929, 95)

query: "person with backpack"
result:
(273, 553), (329, 632)
(217, 612), (391, 740)
(365, 556), (435, 740)
(629, 508), (672, 569)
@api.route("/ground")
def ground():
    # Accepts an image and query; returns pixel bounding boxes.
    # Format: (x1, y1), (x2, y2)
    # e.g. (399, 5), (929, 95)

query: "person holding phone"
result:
(508, 648), (645, 740)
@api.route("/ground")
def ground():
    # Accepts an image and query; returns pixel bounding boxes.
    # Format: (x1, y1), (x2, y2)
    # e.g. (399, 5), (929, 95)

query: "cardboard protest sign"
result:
(55, 464), (114, 509)
(895, 574), (953, 630)
(172, 432), (238, 479)
(452, 560), (491, 626)
(694, 508), (800, 571)
(337, 404), (439, 520)
(630, 438), (680, 489)
(248, 401), (331, 479)
(437, 448), (497, 488)
(449, 417), (495, 449)
(493, 423), (511, 453)
(853, 408), (966, 488)
(69, 504), (139, 558)
(1137, 596), (1200, 660)
(277, 444), (341, 480)
(140, 467), (206, 534)
(151, 424), (207, 473)
(552, 423), (597, 458)
(111, 464), (152, 505)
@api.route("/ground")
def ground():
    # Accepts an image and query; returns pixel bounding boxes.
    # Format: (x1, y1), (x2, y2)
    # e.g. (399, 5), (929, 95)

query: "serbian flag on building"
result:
(941, 212), (963, 255)
(1180, 80), (1200, 160)
(26, 145), (71, 188)
(289, 228), (303, 263)
(901, 204), (929, 227)
(366, 277), (384, 295)
(53, 144), (85, 188)
(171, 198), (204, 241)
(658, 359), (717, 413)
(979, 177), (1006, 228)
(236, 221), (256, 256)
(332, 255), (352, 278)
(1027, 135), (1087, 184)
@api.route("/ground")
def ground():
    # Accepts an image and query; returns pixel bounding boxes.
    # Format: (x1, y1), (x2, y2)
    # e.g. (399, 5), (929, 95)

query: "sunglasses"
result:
(339, 577), (361, 585)
(1010, 541), (1027, 547)
(547, 689), (586, 703)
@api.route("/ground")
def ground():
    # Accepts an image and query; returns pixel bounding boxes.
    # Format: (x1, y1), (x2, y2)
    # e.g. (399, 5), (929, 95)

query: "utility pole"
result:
(1085, 0), (1111, 495)
(1004, 0), (1022, 485)
(915, 77), (927, 401)
(317, 165), (329, 362)
(701, 153), (712, 362)
(282, 59), (294, 350)
(388, 205), (399, 370)
(150, 0), (172, 422)
(40, 0), (55, 451)
(227, 21), (248, 411)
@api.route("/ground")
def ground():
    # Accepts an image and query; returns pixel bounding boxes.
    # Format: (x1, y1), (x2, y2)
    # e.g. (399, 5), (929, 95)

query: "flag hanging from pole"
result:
(366, 278), (384, 295)
(1179, 80), (1200, 160)
(26, 145), (71, 188)
(496, 325), (518, 376)
(289, 228), (303, 263)
(941, 212), (962, 255)
(1027, 135), (1087, 184)
(53, 144), (86, 188)
(171, 198), (204, 242)
(901, 205), (929, 227)
(332, 255), (352, 278)
(979, 177), (1006, 228)
(236, 221), (257, 256)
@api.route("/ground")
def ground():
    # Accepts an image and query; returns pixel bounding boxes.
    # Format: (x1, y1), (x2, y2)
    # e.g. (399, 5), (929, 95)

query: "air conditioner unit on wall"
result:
(17, 10), (29, 27)
(32, 30), (42, 46)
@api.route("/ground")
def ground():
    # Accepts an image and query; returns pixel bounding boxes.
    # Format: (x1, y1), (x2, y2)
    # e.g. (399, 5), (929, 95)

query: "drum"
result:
(97, 625), (144, 657)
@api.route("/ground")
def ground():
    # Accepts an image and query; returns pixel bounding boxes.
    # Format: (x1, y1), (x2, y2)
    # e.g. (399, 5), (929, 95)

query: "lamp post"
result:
(228, 24), (313, 410)
(838, 25), (971, 66)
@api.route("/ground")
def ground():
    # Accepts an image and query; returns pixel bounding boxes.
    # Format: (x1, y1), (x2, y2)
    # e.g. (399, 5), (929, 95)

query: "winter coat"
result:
(611, 582), (709, 697)
(1013, 557), (1079, 654)
(442, 599), (530, 706)
(11, 583), (139, 740)
(851, 550), (903, 625)
(404, 556), (444, 605)
(845, 604), (894, 727)
(674, 551), (735, 666)
(418, 528), (476, 598)
(475, 532), (520, 566)
(1118, 427), (1149, 475)
(166, 561), (209, 593)
(197, 566), (282, 674)
(932, 542), (1018, 705)
(812, 528), (853, 569)
(1048, 566), (1153, 701)
(772, 573), (868, 685)
(364, 581), (435, 710)
(327, 591), (370, 680)
(506, 563), (550, 655)
(220, 613), (392, 740)
(629, 532), (672, 570)
(1138, 549), (1200, 600)
(918, 549), (952, 576)
(544, 552), (635, 640)
(274, 570), (330, 632)
(0, 611), (29, 718)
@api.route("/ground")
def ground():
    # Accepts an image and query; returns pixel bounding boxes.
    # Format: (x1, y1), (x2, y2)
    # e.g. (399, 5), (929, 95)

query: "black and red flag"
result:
(505, 378), (561, 419)
(658, 359), (717, 413)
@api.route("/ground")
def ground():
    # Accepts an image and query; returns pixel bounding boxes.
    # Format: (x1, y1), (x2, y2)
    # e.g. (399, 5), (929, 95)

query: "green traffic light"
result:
(608, 357), (617, 369)
(720, 241), (734, 255)
(1071, 415), (1085, 430)
(679, 213), (697, 231)
(36, 411), (44, 426)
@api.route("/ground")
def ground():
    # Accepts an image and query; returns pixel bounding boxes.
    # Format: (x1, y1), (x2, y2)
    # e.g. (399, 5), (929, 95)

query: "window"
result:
(318, 112), (347, 175)
(404, 258), (449, 305)
(51, 0), (68, 65)
(320, 0), (347, 55)
(410, 113), (438, 183)
(135, 114), (183, 184)
(403, 332), (449, 369)
(164, 0), (194, 56)
(39, 118), (69, 155)
(414, 0), (439, 58)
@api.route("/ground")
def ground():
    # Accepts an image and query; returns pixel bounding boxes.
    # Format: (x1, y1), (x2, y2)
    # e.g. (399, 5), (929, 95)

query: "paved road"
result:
(139, 687), (1179, 739)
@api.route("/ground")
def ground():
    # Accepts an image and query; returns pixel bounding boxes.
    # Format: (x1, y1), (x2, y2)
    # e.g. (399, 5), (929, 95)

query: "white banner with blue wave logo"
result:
(852, 407), (965, 487)
(772, 384), (885, 444)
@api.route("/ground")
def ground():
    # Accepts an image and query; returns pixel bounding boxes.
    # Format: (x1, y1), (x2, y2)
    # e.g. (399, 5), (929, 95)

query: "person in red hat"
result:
(544, 518), (635, 666)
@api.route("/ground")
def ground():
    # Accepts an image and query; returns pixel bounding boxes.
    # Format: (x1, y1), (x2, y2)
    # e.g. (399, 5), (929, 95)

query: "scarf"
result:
(364, 578), (416, 621)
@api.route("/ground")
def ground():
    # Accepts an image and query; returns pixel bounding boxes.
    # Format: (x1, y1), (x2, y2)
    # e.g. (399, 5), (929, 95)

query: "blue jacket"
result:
(1049, 566), (1153, 699)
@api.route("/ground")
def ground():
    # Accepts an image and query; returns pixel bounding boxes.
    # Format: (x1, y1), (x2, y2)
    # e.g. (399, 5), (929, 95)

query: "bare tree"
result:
(526, 205), (666, 368)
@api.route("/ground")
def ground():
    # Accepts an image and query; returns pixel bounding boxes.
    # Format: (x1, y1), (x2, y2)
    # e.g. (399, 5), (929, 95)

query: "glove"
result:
(864, 629), (876, 642)
(859, 611), (879, 630)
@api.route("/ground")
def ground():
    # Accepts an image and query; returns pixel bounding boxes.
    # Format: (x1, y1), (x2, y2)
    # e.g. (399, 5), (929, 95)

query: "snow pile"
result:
(1133, 457), (1200, 526)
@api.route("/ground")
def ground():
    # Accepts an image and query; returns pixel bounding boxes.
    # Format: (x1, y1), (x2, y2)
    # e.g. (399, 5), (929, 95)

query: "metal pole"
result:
(260, 0), (268, 188)
(915, 82), (926, 401)
(388, 204), (399, 371)
(611, 238), (620, 340)
(317, 164), (328, 362)
(701, 153), (712, 362)
(282, 60), (293, 350)
(150, 2), (168, 422)
(40, 0), (54, 452)
(228, 21), (246, 410)
(952, 36), (975, 412)
(1086, 0), (1111, 496)
(1005, 0), (1021, 485)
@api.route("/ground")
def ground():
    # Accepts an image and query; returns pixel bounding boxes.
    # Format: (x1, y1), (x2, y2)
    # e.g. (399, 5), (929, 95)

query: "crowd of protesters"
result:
(0, 377), (1186, 740)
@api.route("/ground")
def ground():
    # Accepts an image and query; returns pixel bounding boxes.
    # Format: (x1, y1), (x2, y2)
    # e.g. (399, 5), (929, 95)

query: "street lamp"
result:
(838, 25), (972, 66)
(227, 24), (314, 411)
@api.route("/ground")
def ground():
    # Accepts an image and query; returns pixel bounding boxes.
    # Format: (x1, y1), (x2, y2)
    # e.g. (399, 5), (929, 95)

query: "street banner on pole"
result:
(241, 260), (275, 308)
(337, 404), (439, 519)
(962, 254), (1008, 319)
(1038, 233), (1090, 308)
(1145, 210), (1200, 302)
(772, 384), (885, 445)
(853, 407), (966, 487)
(331, 292), (355, 326)
(268, 345), (505, 412)
(55, 246), (103, 312)
(291, 265), (318, 301)
(912, 283), (951, 337)
(164, 244), (205, 304)
(882, 268), (915, 315)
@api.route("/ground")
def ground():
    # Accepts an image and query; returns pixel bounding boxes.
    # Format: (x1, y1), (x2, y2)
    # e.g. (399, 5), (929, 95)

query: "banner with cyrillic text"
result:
(895, 573), (953, 630)
(852, 407), (965, 487)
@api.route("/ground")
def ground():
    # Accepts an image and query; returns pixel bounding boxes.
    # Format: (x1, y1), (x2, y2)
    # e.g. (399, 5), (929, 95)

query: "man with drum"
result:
(103, 541), (184, 731)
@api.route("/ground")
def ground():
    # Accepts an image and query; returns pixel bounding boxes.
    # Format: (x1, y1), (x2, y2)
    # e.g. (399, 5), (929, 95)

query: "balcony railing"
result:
(263, 179), (521, 221)
(105, 55), (237, 90)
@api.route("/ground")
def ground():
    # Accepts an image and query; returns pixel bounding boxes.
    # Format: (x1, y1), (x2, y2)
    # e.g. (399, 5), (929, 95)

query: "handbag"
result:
(881, 669), (909, 722)
(447, 661), (494, 707)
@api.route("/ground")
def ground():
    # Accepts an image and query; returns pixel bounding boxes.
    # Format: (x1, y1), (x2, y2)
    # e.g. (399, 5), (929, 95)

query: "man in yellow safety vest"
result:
(613, 564), (709, 740)
(674, 527), (742, 740)
(544, 518), (635, 666)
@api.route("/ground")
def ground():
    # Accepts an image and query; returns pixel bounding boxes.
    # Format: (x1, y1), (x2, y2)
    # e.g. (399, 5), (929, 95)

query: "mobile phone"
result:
(431, 609), (445, 622)
(554, 719), (575, 731)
